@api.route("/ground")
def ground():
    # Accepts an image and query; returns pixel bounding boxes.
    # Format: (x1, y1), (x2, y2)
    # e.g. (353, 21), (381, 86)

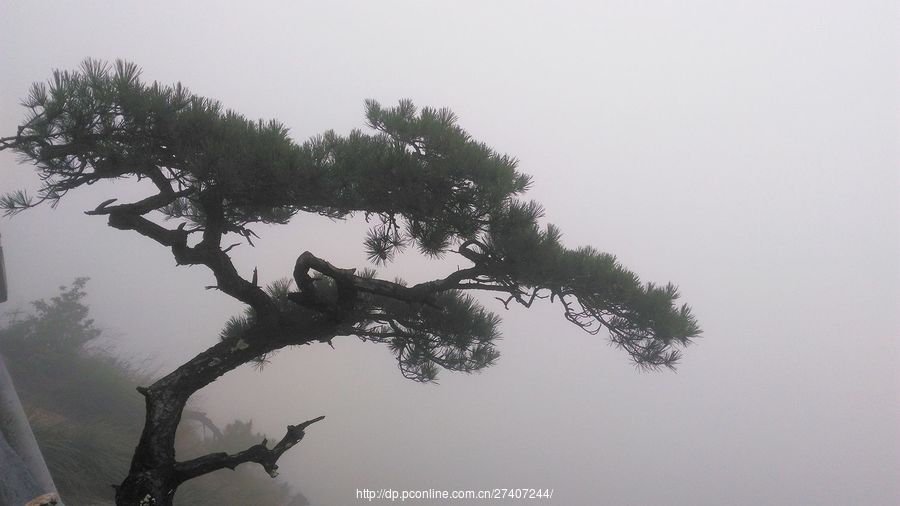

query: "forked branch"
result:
(173, 415), (326, 483)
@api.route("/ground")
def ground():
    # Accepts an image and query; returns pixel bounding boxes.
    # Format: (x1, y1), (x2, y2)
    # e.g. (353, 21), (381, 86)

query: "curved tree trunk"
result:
(114, 390), (186, 506)
(114, 321), (334, 505)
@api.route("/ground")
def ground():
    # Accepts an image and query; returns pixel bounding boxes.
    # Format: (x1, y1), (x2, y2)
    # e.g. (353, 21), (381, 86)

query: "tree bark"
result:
(114, 318), (337, 505)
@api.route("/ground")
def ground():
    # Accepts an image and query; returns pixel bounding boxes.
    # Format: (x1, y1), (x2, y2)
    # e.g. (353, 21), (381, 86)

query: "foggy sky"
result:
(1, 1), (898, 505)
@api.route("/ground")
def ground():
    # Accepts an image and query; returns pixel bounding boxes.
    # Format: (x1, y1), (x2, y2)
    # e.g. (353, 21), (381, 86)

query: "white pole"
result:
(0, 232), (63, 505)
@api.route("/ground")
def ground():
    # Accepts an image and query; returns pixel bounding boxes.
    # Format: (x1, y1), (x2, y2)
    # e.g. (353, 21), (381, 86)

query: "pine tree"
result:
(0, 60), (700, 506)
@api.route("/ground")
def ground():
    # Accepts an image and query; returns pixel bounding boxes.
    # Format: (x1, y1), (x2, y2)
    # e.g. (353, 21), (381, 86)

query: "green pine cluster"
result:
(4, 59), (699, 379)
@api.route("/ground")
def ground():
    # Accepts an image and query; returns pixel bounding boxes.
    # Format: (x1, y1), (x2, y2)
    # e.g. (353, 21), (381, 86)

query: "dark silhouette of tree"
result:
(0, 280), (309, 505)
(0, 60), (701, 506)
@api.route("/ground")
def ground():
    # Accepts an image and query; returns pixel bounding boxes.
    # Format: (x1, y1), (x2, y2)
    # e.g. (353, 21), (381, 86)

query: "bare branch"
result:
(291, 251), (488, 312)
(85, 188), (194, 216)
(105, 210), (276, 316)
(173, 415), (326, 482)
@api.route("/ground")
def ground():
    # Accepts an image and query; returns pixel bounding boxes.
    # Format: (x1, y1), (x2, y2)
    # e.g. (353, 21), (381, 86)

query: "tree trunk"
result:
(116, 470), (176, 506)
(113, 318), (338, 505)
(115, 387), (185, 506)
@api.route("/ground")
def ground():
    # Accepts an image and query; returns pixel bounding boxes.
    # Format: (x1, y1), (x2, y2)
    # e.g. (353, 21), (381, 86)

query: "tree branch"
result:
(105, 210), (277, 317)
(85, 188), (194, 216)
(291, 251), (487, 311)
(173, 415), (326, 483)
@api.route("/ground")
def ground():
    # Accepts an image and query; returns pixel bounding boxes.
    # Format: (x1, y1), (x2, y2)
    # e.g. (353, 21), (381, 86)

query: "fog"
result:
(1, 1), (898, 505)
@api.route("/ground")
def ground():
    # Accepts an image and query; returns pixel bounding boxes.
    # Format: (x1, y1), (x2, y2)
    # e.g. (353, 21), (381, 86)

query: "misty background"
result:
(1, 1), (897, 505)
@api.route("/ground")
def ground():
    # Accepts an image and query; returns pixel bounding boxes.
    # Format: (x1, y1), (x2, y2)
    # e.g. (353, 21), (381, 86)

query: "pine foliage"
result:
(6, 60), (700, 379)
(356, 284), (502, 382)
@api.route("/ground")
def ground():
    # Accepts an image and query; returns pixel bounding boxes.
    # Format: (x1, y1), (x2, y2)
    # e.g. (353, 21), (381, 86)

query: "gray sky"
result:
(1, 1), (898, 505)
